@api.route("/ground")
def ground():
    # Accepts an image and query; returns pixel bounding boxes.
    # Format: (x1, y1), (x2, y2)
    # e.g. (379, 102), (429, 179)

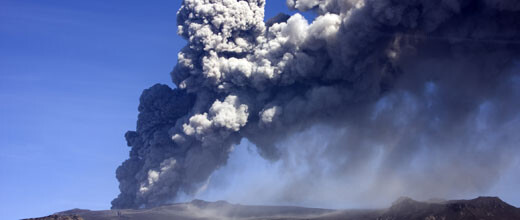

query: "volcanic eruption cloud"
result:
(112, 0), (520, 209)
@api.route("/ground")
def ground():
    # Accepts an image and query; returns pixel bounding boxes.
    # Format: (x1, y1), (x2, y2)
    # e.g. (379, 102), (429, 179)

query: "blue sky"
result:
(0, 1), (309, 219)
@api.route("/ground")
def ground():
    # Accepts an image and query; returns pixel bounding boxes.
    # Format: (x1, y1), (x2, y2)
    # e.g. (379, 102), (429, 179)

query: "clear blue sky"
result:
(0, 1), (307, 219)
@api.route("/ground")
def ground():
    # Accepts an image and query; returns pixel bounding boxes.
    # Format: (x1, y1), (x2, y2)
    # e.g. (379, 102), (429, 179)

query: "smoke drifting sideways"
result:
(112, 0), (520, 209)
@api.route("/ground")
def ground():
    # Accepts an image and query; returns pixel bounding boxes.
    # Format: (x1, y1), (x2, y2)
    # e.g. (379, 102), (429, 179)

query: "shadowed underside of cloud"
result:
(111, 0), (520, 209)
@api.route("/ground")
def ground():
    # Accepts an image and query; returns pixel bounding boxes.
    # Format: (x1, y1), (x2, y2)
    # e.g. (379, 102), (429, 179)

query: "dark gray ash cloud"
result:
(112, 0), (520, 209)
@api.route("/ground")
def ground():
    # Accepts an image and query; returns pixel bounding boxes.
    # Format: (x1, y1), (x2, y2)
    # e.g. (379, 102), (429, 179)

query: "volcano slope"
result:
(26, 197), (520, 220)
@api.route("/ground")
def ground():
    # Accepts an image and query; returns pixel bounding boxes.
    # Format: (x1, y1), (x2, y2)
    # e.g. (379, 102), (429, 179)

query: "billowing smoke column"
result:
(112, 0), (520, 209)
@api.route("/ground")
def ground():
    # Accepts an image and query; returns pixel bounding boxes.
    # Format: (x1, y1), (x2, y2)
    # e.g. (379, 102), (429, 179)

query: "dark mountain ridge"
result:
(379, 196), (520, 220)
(25, 197), (520, 220)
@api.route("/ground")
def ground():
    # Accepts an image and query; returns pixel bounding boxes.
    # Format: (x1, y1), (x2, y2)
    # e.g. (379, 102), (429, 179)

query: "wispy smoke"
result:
(112, 0), (520, 209)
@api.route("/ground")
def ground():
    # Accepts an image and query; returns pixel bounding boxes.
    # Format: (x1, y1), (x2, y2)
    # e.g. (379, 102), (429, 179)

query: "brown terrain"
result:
(25, 197), (520, 220)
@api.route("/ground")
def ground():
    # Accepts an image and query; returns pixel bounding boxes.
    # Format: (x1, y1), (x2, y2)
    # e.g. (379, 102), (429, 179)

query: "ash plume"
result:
(112, 0), (520, 209)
